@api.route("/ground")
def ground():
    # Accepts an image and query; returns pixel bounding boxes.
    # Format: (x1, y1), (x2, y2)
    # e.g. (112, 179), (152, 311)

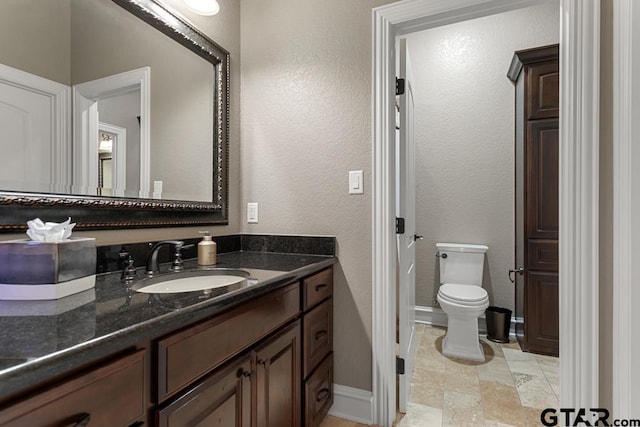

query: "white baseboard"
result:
(414, 305), (519, 337)
(327, 384), (373, 424)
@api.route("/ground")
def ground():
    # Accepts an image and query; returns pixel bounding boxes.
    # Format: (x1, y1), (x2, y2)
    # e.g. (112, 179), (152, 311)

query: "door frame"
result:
(98, 122), (127, 197)
(612, 0), (640, 416)
(73, 67), (150, 198)
(372, 0), (600, 425)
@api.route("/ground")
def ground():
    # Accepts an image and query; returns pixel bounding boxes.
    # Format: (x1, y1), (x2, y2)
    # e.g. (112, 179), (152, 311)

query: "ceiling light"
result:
(183, 0), (220, 16)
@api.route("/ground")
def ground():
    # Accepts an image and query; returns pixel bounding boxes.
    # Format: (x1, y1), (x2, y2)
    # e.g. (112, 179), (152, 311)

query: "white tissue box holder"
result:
(0, 237), (96, 300)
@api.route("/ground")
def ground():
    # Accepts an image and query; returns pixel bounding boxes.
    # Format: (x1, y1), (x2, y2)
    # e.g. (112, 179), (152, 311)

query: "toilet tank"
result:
(437, 243), (488, 286)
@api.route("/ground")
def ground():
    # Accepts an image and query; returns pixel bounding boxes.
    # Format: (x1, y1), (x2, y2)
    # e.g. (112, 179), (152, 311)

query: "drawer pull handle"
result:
(316, 388), (330, 402)
(68, 413), (91, 427)
(314, 283), (328, 292)
(314, 330), (328, 340)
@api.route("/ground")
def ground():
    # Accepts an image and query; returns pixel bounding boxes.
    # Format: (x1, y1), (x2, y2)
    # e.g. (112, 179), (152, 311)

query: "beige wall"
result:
(407, 3), (559, 311)
(0, 0), (71, 85)
(599, 0), (613, 412)
(240, 0), (393, 391)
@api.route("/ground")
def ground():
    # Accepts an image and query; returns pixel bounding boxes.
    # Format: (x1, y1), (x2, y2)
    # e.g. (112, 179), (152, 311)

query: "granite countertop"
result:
(0, 251), (335, 402)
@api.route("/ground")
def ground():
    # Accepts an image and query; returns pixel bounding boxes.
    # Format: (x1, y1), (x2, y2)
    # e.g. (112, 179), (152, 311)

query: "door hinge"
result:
(396, 78), (405, 95)
(396, 217), (405, 234)
(396, 357), (405, 375)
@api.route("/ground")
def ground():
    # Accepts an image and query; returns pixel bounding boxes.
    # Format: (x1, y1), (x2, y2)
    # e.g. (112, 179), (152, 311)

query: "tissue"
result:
(26, 218), (75, 242)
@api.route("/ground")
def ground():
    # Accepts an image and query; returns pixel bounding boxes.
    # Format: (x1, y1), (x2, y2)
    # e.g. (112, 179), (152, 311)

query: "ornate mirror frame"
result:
(0, 0), (229, 232)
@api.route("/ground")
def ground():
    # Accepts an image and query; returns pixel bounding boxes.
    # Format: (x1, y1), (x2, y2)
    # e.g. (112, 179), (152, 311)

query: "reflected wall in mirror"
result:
(0, 0), (229, 230)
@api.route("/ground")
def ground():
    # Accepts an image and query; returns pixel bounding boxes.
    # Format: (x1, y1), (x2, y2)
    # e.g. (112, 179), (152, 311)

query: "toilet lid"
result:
(439, 283), (488, 303)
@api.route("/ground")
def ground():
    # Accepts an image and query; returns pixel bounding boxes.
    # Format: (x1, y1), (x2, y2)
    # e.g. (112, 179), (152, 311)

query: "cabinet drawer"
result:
(0, 350), (146, 427)
(303, 267), (333, 311)
(303, 299), (332, 378)
(157, 283), (300, 402)
(304, 353), (333, 427)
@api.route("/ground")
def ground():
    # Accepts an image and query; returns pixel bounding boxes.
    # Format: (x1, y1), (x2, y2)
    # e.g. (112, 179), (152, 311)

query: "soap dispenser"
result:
(198, 231), (217, 266)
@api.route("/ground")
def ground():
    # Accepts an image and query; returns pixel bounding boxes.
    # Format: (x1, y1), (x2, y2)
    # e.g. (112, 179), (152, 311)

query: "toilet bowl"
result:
(436, 243), (489, 362)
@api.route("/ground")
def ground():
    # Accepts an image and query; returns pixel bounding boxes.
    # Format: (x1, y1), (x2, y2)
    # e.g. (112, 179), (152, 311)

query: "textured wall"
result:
(0, 0), (71, 85)
(406, 3), (559, 311)
(240, 0), (393, 391)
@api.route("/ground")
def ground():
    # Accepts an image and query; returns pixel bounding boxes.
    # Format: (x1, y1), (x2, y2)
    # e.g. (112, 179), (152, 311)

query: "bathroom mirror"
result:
(0, 0), (229, 231)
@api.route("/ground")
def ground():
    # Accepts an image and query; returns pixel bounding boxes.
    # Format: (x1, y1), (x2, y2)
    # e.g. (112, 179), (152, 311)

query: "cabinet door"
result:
(157, 353), (252, 427)
(255, 321), (301, 427)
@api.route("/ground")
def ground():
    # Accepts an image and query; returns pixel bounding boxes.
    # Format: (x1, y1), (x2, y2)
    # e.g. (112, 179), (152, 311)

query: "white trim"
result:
(98, 122), (127, 197)
(73, 67), (150, 197)
(612, 0), (636, 417)
(414, 305), (448, 326)
(414, 305), (520, 337)
(0, 63), (71, 193)
(328, 384), (373, 425)
(373, 1), (600, 424)
(558, 0), (600, 409)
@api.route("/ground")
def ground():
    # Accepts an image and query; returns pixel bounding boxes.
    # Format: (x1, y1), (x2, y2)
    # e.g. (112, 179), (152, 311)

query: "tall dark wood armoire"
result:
(507, 44), (559, 356)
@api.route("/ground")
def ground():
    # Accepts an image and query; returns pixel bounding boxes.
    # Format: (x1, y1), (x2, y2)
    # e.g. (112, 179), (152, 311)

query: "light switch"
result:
(349, 170), (364, 194)
(247, 202), (258, 223)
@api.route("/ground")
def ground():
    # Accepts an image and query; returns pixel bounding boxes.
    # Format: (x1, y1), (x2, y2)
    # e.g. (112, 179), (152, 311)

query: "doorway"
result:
(372, 1), (600, 425)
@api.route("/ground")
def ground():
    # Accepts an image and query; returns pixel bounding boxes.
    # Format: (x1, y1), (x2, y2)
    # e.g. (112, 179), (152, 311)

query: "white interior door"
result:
(397, 37), (417, 414)
(0, 64), (70, 193)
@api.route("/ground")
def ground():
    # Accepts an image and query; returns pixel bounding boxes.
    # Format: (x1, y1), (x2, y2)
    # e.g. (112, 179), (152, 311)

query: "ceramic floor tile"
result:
(534, 353), (559, 366)
(444, 365), (481, 397)
(505, 358), (545, 376)
(480, 380), (525, 426)
(411, 369), (446, 408)
(485, 421), (518, 427)
(397, 403), (443, 427)
(521, 406), (548, 426)
(442, 390), (485, 427)
(502, 347), (534, 362)
(401, 325), (559, 427)
(319, 415), (371, 427)
(477, 356), (514, 386)
(480, 336), (506, 358)
(512, 372), (558, 409)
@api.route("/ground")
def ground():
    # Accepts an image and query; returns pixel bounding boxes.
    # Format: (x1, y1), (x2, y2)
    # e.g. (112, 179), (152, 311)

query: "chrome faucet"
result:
(145, 240), (184, 276)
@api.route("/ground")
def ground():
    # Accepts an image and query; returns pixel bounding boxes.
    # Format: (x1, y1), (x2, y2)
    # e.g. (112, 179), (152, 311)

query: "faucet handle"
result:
(169, 244), (193, 272)
(121, 254), (138, 283)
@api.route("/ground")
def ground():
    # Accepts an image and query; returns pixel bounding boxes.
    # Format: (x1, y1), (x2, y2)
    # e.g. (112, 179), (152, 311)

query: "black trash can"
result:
(485, 306), (512, 343)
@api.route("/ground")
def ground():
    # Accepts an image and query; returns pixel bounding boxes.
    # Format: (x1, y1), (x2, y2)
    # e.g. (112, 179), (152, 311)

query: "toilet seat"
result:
(438, 283), (488, 306)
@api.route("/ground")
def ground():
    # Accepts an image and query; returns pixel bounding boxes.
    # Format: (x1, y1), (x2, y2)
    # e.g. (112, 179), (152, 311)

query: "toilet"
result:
(436, 242), (489, 362)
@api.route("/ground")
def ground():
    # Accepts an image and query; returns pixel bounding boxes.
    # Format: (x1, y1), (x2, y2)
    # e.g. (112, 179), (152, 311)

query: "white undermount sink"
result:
(133, 269), (250, 294)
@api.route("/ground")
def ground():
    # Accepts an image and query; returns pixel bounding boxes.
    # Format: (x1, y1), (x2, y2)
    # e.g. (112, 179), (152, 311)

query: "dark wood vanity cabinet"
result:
(302, 268), (334, 427)
(0, 266), (334, 427)
(154, 265), (333, 427)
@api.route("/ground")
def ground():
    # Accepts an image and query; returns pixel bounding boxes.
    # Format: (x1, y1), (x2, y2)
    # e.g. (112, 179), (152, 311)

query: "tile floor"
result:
(320, 323), (559, 427)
